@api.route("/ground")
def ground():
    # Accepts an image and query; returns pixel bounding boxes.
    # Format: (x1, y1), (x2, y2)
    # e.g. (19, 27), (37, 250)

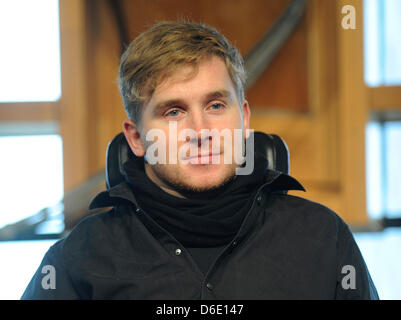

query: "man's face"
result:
(124, 56), (250, 197)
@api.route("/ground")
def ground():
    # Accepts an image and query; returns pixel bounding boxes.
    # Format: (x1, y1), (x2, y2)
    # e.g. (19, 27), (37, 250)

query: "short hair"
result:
(118, 21), (246, 124)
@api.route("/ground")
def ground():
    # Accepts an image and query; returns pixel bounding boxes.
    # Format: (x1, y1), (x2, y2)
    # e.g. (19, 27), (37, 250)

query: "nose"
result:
(189, 108), (208, 131)
(186, 109), (211, 144)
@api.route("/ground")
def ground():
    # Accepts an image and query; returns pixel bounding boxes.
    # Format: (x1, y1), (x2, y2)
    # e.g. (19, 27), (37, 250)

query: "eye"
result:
(165, 109), (182, 117)
(209, 103), (225, 111)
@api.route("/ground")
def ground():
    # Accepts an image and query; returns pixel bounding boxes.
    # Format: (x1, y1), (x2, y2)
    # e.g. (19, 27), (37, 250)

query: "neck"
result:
(144, 163), (187, 198)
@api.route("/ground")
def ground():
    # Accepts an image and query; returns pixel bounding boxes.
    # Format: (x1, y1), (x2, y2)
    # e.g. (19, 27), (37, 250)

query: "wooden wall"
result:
(58, 0), (377, 225)
(121, 0), (309, 112)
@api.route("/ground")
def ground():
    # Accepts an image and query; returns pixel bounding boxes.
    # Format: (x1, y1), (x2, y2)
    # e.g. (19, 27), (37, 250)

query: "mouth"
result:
(181, 152), (222, 164)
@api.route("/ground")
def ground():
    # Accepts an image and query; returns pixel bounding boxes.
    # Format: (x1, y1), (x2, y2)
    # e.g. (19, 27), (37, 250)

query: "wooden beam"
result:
(306, 0), (340, 183)
(289, 180), (342, 216)
(368, 86), (401, 110)
(58, 0), (91, 192)
(0, 102), (58, 121)
(337, 0), (368, 224)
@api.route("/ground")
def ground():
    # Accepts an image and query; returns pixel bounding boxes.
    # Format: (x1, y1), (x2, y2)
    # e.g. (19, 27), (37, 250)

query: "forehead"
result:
(148, 56), (237, 104)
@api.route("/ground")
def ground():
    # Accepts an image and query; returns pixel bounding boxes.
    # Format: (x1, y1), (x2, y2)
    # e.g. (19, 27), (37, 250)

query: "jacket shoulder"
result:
(269, 193), (341, 218)
(266, 192), (347, 239)
(61, 208), (122, 254)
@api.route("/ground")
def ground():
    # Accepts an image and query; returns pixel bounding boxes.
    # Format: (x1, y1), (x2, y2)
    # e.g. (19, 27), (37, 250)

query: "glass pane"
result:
(366, 122), (383, 219)
(366, 120), (401, 219)
(385, 122), (401, 216)
(383, 0), (401, 85)
(363, 0), (401, 86)
(354, 228), (401, 299)
(0, 0), (61, 102)
(0, 239), (57, 299)
(364, 0), (382, 87)
(0, 135), (64, 228)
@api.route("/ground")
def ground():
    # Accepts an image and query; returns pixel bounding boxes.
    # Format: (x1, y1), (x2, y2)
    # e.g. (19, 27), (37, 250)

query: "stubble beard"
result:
(145, 161), (239, 196)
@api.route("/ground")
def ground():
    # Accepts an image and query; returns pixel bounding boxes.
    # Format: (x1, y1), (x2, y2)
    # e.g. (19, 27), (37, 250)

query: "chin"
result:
(148, 162), (238, 195)
(178, 164), (237, 191)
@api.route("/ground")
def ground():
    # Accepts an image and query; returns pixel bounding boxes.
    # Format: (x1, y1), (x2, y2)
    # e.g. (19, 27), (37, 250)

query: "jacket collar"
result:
(89, 170), (305, 210)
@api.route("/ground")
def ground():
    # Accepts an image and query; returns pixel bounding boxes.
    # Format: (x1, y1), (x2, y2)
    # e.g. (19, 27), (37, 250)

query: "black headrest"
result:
(105, 131), (289, 189)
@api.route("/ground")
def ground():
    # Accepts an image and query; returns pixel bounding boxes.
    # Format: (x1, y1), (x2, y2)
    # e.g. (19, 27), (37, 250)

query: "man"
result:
(22, 21), (378, 299)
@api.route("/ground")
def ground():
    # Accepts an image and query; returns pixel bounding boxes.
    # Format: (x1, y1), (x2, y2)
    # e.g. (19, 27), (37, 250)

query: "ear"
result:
(123, 119), (146, 157)
(241, 100), (251, 138)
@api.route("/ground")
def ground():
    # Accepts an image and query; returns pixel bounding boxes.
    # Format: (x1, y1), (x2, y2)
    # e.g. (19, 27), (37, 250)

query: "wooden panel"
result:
(290, 181), (342, 216)
(59, 0), (91, 191)
(250, 112), (316, 181)
(368, 86), (401, 110)
(85, 0), (126, 177)
(336, 0), (368, 224)
(251, 0), (369, 225)
(0, 102), (58, 121)
(306, 0), (340, 183)
(121, 0), (308, 112)
(246, 16), (309, 112)
(250, 0), (339, 184)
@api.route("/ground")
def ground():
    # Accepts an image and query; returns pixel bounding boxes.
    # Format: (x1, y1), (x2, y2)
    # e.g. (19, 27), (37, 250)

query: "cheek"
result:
(140, 121), (170, 162)
(210, 109), (244, 131)
(228, 107), (244, 127)
(219, 120), (244, 140)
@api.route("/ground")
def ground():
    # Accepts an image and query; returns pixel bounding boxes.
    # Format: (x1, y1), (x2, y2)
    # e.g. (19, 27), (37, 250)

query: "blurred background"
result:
(0, 0), (400, 299)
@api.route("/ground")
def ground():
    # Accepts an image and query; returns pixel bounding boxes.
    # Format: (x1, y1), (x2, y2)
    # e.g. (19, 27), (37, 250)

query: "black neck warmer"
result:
(123, 152), (268, 247)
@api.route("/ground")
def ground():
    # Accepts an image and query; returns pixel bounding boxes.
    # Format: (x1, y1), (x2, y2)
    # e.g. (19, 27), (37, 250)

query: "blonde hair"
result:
(118, 21), (246, 123)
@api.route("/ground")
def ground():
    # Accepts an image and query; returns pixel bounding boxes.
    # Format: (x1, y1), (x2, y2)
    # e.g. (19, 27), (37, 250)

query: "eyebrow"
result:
(205, 89), (233, 102)
(151, 90), (234, 116)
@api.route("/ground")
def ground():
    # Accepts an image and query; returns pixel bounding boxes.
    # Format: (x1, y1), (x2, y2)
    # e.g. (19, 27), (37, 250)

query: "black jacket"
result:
(21, 170), (378, 300)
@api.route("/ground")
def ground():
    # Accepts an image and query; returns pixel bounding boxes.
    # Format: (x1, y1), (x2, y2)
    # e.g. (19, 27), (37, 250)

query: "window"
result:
(364, 0), (401, 220)
(364, 0), (401, 86)
(0, 0), (61, 102)
(366, 117), (401, 219)
(0, 130), (64, 229)
(0, 239), (57, 299)
(0, 0), (63, 237)
(366, 121), (383, 219)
